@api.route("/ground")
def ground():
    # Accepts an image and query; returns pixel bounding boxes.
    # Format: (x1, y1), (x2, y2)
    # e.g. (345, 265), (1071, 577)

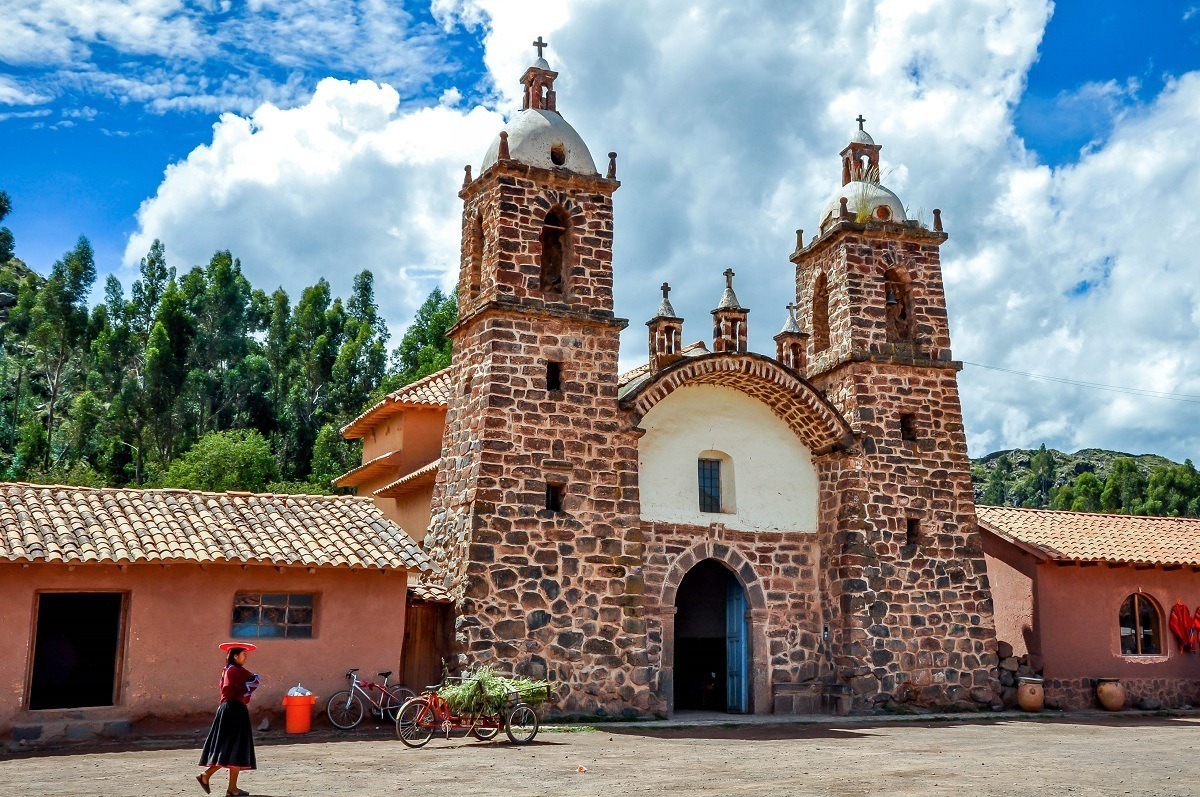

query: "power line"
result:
(961, 361), (1200, 405)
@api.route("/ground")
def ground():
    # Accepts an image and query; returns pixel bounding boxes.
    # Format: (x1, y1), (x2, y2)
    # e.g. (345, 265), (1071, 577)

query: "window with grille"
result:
(698, 458), (722, 513)
(1119, 593), (1161, 655)
(231, 593), (315, 639)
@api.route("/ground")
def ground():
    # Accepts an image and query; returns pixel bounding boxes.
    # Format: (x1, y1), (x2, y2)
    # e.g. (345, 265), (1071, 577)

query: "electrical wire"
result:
(961, 361), (1200, 405)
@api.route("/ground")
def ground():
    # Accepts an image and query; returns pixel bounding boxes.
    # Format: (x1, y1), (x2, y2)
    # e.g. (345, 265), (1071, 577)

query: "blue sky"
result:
(2, 0), (1200, 461)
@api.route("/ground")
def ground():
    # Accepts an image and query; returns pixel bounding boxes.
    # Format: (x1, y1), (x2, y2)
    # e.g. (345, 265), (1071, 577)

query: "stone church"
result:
(339, 44), (999, 716)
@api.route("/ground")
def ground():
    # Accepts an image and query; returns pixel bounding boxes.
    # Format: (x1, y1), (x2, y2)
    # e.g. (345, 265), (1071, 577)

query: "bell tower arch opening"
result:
(539, 207), (569, 295)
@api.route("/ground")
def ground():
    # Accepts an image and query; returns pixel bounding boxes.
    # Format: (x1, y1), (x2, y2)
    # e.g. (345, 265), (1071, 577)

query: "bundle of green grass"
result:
(438, 666), (552, 715)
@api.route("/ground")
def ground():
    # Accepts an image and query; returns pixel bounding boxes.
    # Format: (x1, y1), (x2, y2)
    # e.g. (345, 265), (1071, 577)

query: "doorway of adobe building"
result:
(673, 559), (749, 713)
(29, 592), (125, 710)
(402, 600), (452, 690)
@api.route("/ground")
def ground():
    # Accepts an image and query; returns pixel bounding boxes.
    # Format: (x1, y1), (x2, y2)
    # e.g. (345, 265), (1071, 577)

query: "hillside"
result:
(971, 446), (1197, 515)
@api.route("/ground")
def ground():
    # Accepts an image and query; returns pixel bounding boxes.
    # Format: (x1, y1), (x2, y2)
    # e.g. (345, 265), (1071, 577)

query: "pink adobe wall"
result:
(0, 562), (410, 730)
(1036, 563), (1200, 681)
(357, 407), (445, 542)
(981, 533), (1039, 658)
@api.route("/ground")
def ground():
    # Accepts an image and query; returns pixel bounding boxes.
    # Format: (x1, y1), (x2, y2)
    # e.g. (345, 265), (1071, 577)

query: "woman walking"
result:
(197, 643), (261, 796)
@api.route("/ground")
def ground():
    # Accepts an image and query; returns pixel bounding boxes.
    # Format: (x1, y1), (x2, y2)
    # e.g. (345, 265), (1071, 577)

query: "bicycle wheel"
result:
(504, 703), (539, 745)
(326, 690), (365, 729)
(381, 685), (416, 722)
(471, 713), (502, 740)
(396, 698), (435, 748)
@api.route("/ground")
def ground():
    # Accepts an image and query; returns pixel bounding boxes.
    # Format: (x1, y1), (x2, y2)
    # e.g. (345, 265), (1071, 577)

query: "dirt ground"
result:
(3, 716), (1199, 797)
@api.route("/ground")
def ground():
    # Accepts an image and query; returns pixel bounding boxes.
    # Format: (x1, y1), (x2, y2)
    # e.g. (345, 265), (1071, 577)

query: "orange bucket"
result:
(282, 694), (317, 734)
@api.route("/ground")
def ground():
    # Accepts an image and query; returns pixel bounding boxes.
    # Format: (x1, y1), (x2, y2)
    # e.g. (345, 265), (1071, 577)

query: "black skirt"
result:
(199, 700), (256, 770)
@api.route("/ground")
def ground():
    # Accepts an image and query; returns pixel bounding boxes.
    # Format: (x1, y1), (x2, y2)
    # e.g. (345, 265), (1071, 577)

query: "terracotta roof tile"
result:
(0, 483), (432, 571)
(341, 369), (454, 438)
(408, 581), (451, 602)
(332, 450), (405, 488)
(977, 505), (1200, 567)
(374, 460), (439, 498)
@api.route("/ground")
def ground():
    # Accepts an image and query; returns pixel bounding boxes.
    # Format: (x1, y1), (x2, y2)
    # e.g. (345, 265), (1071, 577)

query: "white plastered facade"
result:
(637, 384), (819, 531)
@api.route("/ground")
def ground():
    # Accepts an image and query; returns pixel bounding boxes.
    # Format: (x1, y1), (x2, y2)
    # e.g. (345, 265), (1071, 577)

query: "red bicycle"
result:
(326, 668), (415, 729)
(395, 678), (541, 747)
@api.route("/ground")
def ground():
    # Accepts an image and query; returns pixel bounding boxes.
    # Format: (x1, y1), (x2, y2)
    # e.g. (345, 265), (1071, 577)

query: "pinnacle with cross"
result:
(724, 268), (735, 287)
(661, 282), (671, 300)
(856, 114), (866, 131)
(533, 36), (548, 59)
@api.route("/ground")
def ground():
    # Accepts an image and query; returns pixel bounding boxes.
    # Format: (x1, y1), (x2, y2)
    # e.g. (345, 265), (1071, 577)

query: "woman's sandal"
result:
(226, 790), (249, 797)
(196, 774), (211, 794)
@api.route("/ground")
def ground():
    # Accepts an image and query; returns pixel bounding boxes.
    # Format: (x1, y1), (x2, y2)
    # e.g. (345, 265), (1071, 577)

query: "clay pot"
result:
(1016, 677), (1044, 712)
(1096, 678), (1126, 711)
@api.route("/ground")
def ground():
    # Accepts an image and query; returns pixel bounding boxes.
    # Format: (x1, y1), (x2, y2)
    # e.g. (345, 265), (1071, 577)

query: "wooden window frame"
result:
(231, 591), (318, 640)
(1119, 592), (1163, 657)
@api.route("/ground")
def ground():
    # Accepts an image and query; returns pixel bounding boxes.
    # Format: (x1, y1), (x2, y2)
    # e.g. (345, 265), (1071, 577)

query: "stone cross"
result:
(856, 114), (866, 131)
(786, 301), (797, 316)
(724, 268), (735, 287)
(533, 36), (548, 58)
(661, 282), (671, 300)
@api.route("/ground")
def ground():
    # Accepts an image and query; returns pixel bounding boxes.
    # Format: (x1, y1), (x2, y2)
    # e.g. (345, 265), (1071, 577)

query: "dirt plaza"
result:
(2, 715), (1198, 797)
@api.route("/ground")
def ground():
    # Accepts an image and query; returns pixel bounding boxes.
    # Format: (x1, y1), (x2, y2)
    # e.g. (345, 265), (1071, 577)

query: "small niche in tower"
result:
(899, 413), (917, 443)
(546, 361), (563, 392)
(550, 142), (566, 166)
(545, 482), (566, 513)
(905, 517), (921, 547)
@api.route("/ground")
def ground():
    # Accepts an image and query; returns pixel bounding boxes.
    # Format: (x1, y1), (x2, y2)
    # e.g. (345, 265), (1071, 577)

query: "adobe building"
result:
(980, 506), (1200, 710)
(342, 43), (1000, 717)
(0, 484), (429, 739)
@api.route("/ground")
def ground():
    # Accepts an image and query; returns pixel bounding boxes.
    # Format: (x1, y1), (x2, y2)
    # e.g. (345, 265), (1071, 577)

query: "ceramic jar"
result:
(1096, 678), (1125, 711)
(1016, 676), (1044, 712)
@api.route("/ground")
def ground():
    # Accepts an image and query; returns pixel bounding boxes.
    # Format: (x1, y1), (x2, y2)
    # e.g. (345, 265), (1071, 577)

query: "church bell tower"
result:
(424, 39), (656, 715)
(792, 120), (998, 707)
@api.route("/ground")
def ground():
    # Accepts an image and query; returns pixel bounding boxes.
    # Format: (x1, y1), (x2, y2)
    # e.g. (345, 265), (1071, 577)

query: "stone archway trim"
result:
(620, 352), (855, 454)
(661, 539), (768, 610)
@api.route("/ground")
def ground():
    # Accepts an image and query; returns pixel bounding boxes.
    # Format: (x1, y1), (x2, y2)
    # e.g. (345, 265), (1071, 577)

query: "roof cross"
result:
(856, 114), (866, 131)
(786, 301), (797, 315)
(723, 268), (735, 287)
(533, 36), (549, 58)
(661, 282), (671, 300)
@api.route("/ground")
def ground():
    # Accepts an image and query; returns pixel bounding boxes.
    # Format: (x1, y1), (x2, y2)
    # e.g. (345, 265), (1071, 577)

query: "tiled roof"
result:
(0, 483), (432, 571)
(977, 505), (1200, 567)
(332, 450), (404, 488)
(374, 460), (439, 498)
(616, 341), (709, 399)
(408, 580), (451, 603)
(341, 368), (454, 438)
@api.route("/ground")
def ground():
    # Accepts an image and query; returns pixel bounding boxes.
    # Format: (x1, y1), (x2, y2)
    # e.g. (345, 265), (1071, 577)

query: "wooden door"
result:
(401, 601), (450, 689)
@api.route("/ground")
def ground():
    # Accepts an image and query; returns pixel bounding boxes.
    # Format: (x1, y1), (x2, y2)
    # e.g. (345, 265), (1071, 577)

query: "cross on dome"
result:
(724, 268), (735, 287)
(533, 36), (548, 58)
(661, 282), (671, 300)
(856, 114), (866, 131)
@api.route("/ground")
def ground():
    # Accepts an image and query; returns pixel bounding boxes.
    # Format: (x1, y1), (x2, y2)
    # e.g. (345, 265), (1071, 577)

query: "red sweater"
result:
(219, 665), (261, 704)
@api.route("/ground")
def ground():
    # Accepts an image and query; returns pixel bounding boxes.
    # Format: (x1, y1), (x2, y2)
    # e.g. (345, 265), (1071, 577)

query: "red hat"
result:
(218, 642), (258, 653)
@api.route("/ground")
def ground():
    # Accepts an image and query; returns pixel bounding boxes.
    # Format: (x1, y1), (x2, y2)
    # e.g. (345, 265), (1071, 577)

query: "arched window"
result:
(539, 208), (569, 294)
(697, 450), (735, 514)
(1119, 593), (1162, 655)
(811, 272), (830, 353)
(884, 268), (912, 342)
(466, 213), (484, 300)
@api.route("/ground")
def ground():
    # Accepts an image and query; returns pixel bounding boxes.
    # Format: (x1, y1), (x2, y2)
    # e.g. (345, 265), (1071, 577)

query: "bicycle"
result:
(326, 668), (416, 729)
(395, 678), (543, 748)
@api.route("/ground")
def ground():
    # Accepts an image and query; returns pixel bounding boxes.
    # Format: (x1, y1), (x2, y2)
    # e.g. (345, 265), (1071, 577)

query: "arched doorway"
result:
(673, 559), (749, 713)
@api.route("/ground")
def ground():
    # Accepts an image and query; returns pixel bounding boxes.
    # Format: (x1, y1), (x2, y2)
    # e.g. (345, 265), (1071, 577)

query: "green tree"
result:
(1012, 444), (1057, 508)
(384, 287), (457, 392)
(1100, 457), (1147, 514)
(1069, 472), (1103, 512)
(0, 190), (14, 263)
(1142, 460), (1200, 517)
(310, 422), (358, 487)
(160, 429), (277, 492)
(980, 455), (1012, 505)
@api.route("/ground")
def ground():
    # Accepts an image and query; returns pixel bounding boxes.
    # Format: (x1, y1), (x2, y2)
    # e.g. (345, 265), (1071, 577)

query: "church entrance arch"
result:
(661, 542), (769, 715)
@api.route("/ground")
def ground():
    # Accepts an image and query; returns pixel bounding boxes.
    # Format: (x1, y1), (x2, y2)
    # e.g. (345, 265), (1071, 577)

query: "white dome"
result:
(819, 181), (906, 230)
(481, 109), (598, 175)
(850, 128), (875, 145)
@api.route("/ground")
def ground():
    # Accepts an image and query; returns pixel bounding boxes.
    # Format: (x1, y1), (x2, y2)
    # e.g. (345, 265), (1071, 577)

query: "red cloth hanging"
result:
(1169, 602), (1193, 652)
(1192, 606), (1200, 652)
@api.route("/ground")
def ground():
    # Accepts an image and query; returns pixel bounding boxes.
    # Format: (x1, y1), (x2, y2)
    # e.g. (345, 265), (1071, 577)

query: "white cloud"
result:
(125, 78), (503, 334)
(0, 75), (52, 106)
(126, 0), (1200, 461)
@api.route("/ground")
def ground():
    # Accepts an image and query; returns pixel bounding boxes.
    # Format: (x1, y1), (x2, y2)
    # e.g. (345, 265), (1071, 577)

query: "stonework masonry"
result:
(420, 54), (999, 718)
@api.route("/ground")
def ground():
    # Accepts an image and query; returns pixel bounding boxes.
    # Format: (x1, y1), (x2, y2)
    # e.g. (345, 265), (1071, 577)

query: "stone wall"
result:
(795, 220), (1001, 710)
(1045, 677), (1200, 711)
